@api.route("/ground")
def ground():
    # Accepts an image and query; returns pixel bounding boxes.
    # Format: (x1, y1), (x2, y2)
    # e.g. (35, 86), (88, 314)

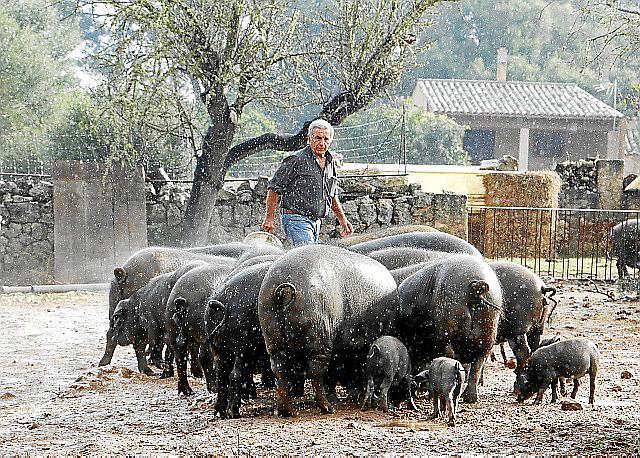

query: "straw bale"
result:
(479, 171), (560, 258)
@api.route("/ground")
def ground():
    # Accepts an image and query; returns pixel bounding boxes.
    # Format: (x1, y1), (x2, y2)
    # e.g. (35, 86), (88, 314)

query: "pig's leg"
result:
(308, 353), (334, 414)
(189, 344), (204, 378)
(508, 335), (531, 375)
(214, 352), (233, 417)
(226, 356), (248, 419)
(550, 379), (559, 403)
(404, 377), (418, 410)
(445, 392), (456, 426)
(98, 329), (118, 366)
(361, 377), (375, 411)
(430, 391), (441, 418)
(559, 377), (567, 396)
(161, 344), (175, 378)
(462, 356), (486, 403)
(197, 344), (217, 393)
(452, 379), (462, 414)
(270, 351), (295, 417)
(570, 378), (580, 399)
(175, 337), (193, 396)
(533, 387), (545, 404)
(147, 327), (164, 368)
(378, 375), (393, 413)
(500, 342), (508, 365)
(589, 371), (596, 404)
(134, 341), (155, 376)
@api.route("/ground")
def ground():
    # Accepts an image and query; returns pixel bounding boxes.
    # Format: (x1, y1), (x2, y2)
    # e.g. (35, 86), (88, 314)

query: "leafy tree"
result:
(0, 0), (81, 160)
(78, 0), (453, 245)
(336, 102), (468, 165)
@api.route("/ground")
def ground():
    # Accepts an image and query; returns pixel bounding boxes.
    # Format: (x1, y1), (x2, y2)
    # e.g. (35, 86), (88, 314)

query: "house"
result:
(411, 49), (626, 171)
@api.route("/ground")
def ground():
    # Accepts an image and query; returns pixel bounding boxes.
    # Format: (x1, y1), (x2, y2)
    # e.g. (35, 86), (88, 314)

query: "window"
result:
(463, 130), (496, 164)
(531, 130), (566, 158)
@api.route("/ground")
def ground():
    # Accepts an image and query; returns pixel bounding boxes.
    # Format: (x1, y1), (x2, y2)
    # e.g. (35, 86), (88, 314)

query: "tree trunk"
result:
(181, 119), (235, 247)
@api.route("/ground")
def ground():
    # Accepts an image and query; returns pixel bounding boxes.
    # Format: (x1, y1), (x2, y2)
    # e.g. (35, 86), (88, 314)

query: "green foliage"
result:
(404, 106), (468, 164)
(399, 0), (640, 116)
(335, 102), (468, 165)
(0, 0), (81, 160)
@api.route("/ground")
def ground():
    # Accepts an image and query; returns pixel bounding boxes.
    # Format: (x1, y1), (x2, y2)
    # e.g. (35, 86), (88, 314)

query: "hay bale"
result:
(479, 171), (560, 258)
(483, 171), (560, 208)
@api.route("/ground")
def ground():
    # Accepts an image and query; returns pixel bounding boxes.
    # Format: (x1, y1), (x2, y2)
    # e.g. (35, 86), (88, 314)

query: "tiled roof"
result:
(414, 79), (624, 120)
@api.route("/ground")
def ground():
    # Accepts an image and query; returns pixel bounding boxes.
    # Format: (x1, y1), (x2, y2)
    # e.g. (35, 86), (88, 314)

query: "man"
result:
(261, 119), (354, 246)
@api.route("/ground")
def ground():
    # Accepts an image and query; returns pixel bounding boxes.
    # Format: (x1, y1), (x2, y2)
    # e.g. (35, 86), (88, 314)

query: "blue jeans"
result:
(282, 213), (321, 247)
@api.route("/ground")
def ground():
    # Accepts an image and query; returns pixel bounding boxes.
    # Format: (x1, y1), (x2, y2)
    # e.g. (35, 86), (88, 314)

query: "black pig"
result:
(361, 336), (416, 412)
(415, 357), (466, 426)
(515, 338), (600, 404)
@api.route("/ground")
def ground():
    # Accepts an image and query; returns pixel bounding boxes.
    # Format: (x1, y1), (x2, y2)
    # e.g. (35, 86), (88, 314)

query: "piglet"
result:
(415, 357), (466, 426)
(361, 336), (416, 412)
(515, 338), (600, 404)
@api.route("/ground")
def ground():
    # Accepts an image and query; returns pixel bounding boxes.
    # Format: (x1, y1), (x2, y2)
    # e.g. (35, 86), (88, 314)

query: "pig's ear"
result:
(114, 267), (127, 284)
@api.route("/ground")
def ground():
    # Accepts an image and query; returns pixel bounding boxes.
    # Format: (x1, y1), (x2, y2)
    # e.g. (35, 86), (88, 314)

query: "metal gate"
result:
(468, 206), (640, 281)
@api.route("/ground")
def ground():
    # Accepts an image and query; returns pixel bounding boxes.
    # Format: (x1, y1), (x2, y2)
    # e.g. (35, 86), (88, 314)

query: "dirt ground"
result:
(0, 281), (639, 455)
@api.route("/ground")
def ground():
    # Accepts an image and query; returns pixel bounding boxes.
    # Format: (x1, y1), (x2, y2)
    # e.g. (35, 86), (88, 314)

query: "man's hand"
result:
(262, 216), (276, 234)
(339, 218), (354, 237)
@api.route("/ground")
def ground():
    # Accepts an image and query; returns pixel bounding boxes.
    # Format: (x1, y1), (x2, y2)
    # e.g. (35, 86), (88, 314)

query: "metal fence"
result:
(468, 206), (640, 281)
(0, 157), (51, 180)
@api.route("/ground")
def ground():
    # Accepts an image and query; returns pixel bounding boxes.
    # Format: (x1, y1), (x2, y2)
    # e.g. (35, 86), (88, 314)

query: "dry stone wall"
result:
(2, 174), (467, 285)
(0, 179), (54, 285)
(556, 158), (623, 209)
(146, 175), (468, 247)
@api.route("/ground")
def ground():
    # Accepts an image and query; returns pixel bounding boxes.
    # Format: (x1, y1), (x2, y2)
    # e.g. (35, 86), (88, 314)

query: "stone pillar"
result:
(596, 159), (624, 210)
(519, 128), (529, 171)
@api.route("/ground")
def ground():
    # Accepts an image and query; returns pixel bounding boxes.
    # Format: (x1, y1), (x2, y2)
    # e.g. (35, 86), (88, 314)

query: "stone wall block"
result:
(5, 223), (21, 239)
(392, 198), (412, 225)
(29, 182), (53, 201)
(146, 203), (167, 224)
(254, 177), (269, 199)
(7, 201), (40, 223)
(219, 205), (234, 227)
(166, 204), (183, 227)
(376, 199), (394, 225)
(40, 203), (53, 224)
(234, 203), (252, 226)
(216, 189), (237, 203)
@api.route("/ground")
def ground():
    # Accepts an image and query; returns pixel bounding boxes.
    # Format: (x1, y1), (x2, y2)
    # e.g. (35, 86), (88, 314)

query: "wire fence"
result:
(468, 206), (640, 281)
(0, 156), (51, 179)
(1, 111), (407, 183)
(227, 112), (406, 179)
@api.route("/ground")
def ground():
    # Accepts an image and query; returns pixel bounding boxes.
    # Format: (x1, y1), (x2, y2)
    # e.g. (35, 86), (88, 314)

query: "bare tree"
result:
(78, 0), (451, 245)
(577, 0), (640, 65)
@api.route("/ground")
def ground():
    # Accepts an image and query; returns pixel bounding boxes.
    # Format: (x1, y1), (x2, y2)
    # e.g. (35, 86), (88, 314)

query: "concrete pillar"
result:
(596, 159), (624, 209)
(519, 128), (529, 171)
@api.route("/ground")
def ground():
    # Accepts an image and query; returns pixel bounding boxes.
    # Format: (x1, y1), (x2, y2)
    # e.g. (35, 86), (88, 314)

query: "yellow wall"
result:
(340, 163), (518, 206)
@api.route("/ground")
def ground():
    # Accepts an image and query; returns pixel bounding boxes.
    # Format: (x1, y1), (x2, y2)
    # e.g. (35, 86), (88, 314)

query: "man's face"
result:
(308, 128), (333, 157)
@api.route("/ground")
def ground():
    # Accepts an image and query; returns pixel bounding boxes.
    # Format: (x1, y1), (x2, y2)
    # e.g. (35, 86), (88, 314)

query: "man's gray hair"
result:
(308, 119), (334, 139)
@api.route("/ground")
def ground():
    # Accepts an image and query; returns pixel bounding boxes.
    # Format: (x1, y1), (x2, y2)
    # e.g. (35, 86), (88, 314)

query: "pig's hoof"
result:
(462, 391), (478, 404)
(276, 407), (296, 417)
(178, 386), (194, 396)
(160, 370), (174, 379)
(191, 367), (204, 379)
(447, 419), (456, 427)
(143, 367), (156, 376)
(98, 357), (111, 367)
